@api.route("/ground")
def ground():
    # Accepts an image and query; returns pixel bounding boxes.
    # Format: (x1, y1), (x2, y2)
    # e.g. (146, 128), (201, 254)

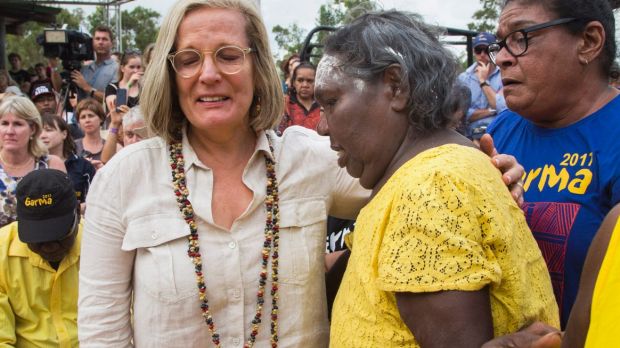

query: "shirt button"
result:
(228, 241), (237, 249)
(151, 233), (158, 240)
(232, 337), (241, 346)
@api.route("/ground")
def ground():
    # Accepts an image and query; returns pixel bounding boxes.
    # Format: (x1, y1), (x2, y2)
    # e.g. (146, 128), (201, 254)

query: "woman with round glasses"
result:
(486, 0), (620, 329)
(78, 0), (526, 346)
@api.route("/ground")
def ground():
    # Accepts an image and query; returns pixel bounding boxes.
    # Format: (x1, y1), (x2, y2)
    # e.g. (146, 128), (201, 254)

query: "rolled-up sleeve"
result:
(78, 164), (134, 347)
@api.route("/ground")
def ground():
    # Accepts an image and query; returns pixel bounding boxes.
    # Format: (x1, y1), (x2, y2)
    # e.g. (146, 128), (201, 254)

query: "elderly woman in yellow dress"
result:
(315, 10), (559, 347)
(78, 1), (525, 347)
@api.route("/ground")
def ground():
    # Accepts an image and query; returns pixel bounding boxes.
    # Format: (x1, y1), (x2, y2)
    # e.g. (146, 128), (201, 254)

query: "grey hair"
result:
(123, 106), (145, 128)
(323, 10), (458, 132)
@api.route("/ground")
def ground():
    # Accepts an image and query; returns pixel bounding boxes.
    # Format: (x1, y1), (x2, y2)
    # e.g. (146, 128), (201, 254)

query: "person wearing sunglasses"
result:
(485, 0), (620, 330)
(458, 31), (507, 144)
(0, 169), (82, 347)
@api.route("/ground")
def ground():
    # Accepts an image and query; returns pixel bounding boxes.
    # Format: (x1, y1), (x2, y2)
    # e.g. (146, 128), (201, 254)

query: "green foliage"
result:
(271, 0), (379, 71)
(272, 23), (305, 59)
(467, 0), (501, 33)
(87, 6), (160, 51)
(6, 8), (84, 70)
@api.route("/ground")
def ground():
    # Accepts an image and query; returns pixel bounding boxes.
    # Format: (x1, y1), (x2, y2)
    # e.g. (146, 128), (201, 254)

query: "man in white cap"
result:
(0, 169), (81, 347)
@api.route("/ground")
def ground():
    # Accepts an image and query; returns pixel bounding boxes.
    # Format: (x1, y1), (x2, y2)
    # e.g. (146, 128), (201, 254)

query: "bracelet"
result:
(479, 80), (489, 87)
(109, 127), (119, 135)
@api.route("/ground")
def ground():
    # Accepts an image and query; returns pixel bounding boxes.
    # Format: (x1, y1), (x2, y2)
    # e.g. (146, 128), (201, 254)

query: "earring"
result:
(254, 96), (262, 117)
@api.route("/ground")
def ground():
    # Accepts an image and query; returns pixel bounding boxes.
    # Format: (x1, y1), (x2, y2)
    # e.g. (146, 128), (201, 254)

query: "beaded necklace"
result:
(169, 133), (280, 348)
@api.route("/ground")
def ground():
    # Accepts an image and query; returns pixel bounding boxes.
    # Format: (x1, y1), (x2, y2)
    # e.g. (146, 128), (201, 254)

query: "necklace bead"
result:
(169, 134), (280, 348)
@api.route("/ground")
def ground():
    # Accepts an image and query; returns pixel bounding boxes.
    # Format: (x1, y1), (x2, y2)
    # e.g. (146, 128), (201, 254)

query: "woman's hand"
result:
(110, 104), (130, 127)
(481, 322), (562, 348)
(105, 94), (117, 114)
(480, 133), (525, 206)
(128, 71), (144, 88)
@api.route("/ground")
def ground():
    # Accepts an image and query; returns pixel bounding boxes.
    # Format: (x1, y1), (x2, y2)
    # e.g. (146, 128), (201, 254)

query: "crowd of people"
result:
(1, 0), (620, 347)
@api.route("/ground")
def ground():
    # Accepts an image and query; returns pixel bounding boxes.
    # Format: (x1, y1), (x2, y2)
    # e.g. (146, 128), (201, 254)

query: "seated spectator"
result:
(7, 53), (31, 95)
(29, 81), (58, 115)
(316, 10), (558, 347)
(74, 98), (110, 169)
(101, 105), (147, 163)
(486, 0), (620, 327)
(0, 96), (66, 228)
(277, 62), (320, 134)
(0, 169), (82, 347)
(458, 32), (506, 140)
(40, 113), (96, 207)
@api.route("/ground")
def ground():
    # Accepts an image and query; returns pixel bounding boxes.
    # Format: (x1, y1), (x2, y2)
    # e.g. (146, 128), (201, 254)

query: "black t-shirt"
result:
(9, 69), (31, 85)
(105, 82), (139, 112)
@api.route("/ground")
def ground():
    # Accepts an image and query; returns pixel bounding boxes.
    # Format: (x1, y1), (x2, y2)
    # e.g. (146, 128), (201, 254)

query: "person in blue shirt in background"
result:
(458, 32), (507, 144)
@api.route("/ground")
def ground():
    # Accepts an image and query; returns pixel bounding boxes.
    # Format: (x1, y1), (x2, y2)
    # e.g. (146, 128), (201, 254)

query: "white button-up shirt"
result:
(78, 126), (369, 347)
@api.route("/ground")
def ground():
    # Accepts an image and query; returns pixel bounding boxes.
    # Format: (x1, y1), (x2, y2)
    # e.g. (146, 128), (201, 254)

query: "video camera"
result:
(37, 29), (94, 72)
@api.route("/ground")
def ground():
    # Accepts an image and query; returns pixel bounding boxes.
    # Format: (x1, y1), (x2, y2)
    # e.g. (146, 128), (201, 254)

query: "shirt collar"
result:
(180, 126), (276, 169)
(8, 222), (82, 270)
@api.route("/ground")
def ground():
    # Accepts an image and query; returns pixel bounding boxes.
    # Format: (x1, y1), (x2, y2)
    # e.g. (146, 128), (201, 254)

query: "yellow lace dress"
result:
(330, 144), (559, 347)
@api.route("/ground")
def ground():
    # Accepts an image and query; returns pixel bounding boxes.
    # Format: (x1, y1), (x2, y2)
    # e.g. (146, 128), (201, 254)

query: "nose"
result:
(494, 46), (515, 69)
(198, 53), (221, 83)
(40, 242), (61, 253)
(316, 112), (329, 136)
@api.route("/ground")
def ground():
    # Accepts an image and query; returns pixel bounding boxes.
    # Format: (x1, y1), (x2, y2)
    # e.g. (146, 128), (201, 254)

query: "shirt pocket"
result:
(278, 199), (326, 285)
(121, 215), (195, 303)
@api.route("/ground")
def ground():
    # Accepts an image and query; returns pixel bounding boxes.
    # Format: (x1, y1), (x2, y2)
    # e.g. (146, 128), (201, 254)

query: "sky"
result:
(66, 0), (483, 57)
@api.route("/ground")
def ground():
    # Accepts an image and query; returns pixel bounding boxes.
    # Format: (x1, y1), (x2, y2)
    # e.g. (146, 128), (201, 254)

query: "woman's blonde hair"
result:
(141, 0), (284, 143)
(0, 95), (48, 158)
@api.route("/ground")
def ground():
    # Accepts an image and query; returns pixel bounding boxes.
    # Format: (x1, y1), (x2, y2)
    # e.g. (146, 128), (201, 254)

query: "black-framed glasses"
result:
(168, 45), (253, 78)
(488, 18), (579, 64)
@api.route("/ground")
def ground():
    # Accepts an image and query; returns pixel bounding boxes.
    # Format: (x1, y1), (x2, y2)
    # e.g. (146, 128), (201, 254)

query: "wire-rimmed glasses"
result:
(168, 45), (253, 78)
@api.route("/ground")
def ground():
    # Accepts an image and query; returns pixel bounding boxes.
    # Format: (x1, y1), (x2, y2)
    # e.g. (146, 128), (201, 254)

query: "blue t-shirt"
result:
(487, 96), (620, 327)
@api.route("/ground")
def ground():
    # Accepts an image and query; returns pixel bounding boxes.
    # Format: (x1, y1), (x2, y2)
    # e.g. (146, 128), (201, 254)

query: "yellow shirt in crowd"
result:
(585, 214), (620, 347)
(330, 144), (559, 347)
(0, 221), (81, 348)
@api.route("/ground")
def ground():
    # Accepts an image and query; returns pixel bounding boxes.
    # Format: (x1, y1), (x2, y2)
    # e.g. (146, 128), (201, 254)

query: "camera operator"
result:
(71, 26), (118, 103)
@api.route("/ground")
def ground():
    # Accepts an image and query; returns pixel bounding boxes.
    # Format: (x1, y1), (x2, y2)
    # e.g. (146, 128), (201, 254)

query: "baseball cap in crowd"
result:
(29, 81), (55, 101)
(16, 169), (78, 244)
(473, 32), (497, 48)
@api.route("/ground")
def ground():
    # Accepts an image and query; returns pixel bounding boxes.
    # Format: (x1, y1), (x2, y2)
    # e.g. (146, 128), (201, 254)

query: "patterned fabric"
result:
(585, 214), (620, 347)
(487, 95), (620, 327)
(74, 138), (105, 161)
(330, 144), (559, 347)
(0, 157), (49, 228)
(277, 95), (321, 135)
